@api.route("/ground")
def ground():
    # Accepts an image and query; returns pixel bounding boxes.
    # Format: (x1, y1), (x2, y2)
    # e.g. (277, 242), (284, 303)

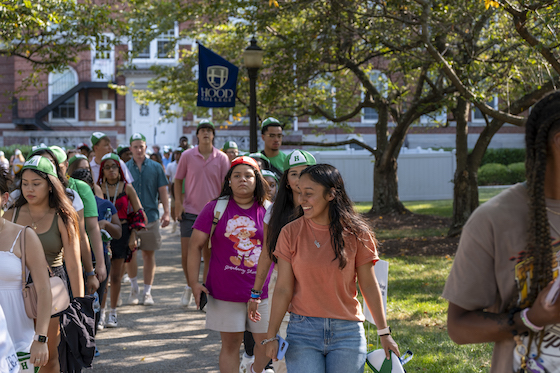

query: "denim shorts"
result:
(285, 313), (367, 373)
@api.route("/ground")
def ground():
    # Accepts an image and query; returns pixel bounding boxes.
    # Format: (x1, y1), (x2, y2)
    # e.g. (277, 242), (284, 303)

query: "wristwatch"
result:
(377, 326), (391, 337)
(33, 334), (48, 343)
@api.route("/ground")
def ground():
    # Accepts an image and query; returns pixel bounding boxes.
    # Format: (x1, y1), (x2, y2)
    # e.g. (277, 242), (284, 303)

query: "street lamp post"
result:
(243, 37), (264, 153)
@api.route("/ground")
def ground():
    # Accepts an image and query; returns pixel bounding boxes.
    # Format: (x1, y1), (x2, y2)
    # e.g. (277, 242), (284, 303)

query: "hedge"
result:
(478, 162), (526, 186)
(480, 148), (525, 166)
(0, 145), (34, 160)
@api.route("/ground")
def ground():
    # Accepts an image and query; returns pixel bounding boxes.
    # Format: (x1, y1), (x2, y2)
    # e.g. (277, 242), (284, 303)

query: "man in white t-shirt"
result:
(89, 132), (134, 184)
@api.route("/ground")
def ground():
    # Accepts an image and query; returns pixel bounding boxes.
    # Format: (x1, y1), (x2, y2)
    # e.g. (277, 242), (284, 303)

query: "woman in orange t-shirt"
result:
(264, 164), (399, 373)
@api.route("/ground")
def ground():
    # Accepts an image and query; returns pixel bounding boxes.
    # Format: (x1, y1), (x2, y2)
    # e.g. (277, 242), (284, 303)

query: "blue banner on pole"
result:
(197, 43), (238, 108)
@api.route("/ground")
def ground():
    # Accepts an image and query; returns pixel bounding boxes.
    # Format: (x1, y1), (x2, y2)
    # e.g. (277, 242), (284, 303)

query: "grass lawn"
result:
(362, 257), (493, 372)
(355, 187), (508, 372)
(354, 187), (508, 217)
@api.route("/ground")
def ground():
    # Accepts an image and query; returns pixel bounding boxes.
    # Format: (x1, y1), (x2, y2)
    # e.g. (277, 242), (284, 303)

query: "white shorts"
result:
(206, 295), (269, 334)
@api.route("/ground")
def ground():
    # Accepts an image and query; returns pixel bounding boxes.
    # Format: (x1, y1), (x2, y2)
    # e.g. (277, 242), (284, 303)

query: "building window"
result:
(96, 100), (114, 122)
(362, 70), (388, 124)
(131, 23), (178, 62)
(472, 96), (498, 123)
(49, 67), (78, 121)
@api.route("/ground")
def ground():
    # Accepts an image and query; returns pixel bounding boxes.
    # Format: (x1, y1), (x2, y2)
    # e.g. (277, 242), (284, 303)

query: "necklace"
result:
(27, 205), (50, 230)
(547, 207), (560, 216)
(106, 179), (119, 186)
(309, 220), (322, 248)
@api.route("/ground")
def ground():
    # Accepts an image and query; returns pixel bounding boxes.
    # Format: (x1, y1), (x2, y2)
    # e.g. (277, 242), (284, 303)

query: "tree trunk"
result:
(370, 106), (407, 214)
(448, 97), (480, 236)
(372, 156), (407, 214)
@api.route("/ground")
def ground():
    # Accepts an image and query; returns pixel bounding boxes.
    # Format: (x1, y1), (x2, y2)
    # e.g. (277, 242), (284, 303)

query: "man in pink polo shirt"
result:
(174, 120), (230, 307)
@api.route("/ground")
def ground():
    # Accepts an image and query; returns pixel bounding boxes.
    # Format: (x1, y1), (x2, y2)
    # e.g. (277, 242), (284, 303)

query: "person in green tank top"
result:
(4, 155), (83, 373)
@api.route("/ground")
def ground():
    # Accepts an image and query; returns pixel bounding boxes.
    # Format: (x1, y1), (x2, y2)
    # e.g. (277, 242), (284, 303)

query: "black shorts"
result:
(111, 222), (131, 260)
(180, 213), (198, 238)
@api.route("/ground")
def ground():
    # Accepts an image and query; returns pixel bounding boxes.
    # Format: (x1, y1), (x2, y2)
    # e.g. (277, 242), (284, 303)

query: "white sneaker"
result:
(239, 353), (255, 373)
(106, 313), (118, 328)
(171, 221), (177, 233)
(128, 288), (139, 305)
(117, 294), (122, 307)
(98, 311), (106, 331)
(143, 293), (154, 306)
(264, 369), (274, 373)
(180, 287), (193, 307)
(122, 273), (131, 284)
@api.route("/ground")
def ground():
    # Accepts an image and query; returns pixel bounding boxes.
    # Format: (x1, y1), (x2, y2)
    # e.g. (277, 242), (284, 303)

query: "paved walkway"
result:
(91, 224), (222, 372)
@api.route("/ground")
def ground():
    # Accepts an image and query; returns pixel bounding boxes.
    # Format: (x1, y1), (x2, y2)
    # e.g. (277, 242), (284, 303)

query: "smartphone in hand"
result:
(199, 287), (208, 310)
(277, 335), (289, 360)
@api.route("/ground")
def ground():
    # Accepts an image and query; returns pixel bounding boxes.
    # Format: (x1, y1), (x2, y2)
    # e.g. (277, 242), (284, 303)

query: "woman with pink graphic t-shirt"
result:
(188, 156), (271, 373)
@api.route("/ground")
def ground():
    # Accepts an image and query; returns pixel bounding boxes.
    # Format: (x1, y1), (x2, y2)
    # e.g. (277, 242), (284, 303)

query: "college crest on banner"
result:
(197, 43), (239, 108)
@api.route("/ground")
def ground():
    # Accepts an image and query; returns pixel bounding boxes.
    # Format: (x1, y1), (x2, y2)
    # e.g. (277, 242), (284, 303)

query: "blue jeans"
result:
(285, 313), (367, 373)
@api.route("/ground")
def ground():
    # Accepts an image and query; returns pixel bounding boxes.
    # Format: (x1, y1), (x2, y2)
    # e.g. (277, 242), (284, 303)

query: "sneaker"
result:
(264, 369), (274, 373)
(127, 288), (139, 305)
(117, 294), (123, 307)
(106, 313), (118, 328)
(143, 293), (154, 306)
(122, 273), (131, 284)
(171, 221), (177, 233)
(97, 312), (106, 331)
(239, 353), (255, 373)
(180, 287), (193, 307)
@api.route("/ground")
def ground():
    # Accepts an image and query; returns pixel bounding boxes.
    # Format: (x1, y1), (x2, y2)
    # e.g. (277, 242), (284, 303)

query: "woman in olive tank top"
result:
(4, 155), (82, 373)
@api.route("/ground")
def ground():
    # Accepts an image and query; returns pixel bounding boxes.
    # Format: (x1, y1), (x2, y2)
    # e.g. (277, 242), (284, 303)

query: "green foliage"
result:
(0, 145), (34, 160)
(362, 257), (492, 372)
(0, 0), (121, 92)
(508, 162), (526, 184)
(478, 163), (511, 185)
(480, 148), (525, 166)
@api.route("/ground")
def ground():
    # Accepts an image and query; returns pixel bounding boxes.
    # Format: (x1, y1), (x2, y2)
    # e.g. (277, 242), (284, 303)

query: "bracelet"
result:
(377, 326), (391, 336)
(520, 308), (544, 333)
(85, 270), (96, 277)
(249, 298), (261, 304)
(260, 336), (279, 345)
(251, 288), (263, 295)
(251, 293), (261, 299)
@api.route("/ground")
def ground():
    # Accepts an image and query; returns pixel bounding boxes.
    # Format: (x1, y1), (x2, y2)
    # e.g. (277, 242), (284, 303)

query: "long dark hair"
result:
(266, 171), (301, 263)
(15, 169), (80, 244)
(299, 164), (375, 269)
(523, 91), (560, 306)
(218, 163), (268, 206)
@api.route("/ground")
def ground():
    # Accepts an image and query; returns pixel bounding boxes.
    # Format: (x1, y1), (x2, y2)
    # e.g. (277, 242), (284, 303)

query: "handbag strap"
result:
(20, 226), (28, 291)
(20, 225), (53, 290)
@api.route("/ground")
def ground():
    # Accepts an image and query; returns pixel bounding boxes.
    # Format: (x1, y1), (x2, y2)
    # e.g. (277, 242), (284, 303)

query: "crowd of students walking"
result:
(0, 115), (398, 373)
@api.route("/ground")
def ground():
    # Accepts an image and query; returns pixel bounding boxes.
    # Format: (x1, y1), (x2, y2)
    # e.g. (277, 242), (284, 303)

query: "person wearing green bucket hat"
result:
(5, 155), (84, 372)
(245, 149), (316, 373)
(90, 132), (134, 185)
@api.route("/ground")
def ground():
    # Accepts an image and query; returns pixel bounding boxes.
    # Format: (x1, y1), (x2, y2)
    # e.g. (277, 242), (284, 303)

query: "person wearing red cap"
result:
(188, 156), (272, 373)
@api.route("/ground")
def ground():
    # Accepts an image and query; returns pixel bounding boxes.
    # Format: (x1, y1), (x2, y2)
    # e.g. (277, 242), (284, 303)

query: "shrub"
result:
(478, 163), (511, 185)
(480, 148), (525, 166)
(508, 162), (526, 184)
(0, 145), (34, 160)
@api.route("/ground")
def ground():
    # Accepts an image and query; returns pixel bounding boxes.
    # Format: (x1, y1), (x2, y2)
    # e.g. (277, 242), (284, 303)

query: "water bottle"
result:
(104, 208), (112, 221)
(93, 292), (100, 313)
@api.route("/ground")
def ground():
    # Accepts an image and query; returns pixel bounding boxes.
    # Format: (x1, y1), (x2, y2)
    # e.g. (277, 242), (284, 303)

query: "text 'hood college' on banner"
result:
(197, 43), (239, 108)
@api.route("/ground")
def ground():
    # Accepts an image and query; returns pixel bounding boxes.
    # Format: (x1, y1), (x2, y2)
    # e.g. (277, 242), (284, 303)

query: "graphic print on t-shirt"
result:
(224, 215), (262, 268)
(513, 238), (560, 371)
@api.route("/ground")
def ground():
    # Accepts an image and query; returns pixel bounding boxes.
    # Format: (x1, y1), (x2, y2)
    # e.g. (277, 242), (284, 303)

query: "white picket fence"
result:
(310, 149), (456, 202)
